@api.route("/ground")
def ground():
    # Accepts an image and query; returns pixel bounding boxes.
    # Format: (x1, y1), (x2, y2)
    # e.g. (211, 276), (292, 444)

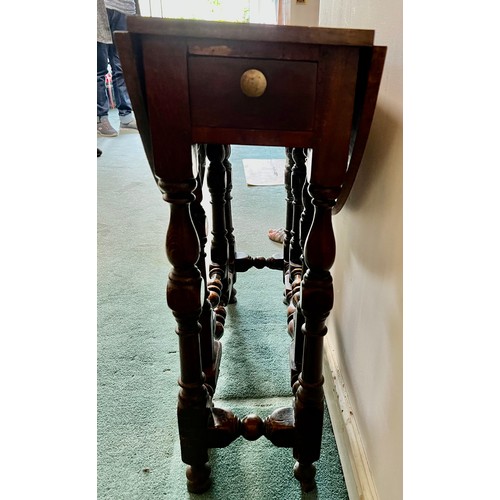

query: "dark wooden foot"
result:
(186, 463), (212, 493)
(293, 461), (317, 492)
(228, 286), (237, 304)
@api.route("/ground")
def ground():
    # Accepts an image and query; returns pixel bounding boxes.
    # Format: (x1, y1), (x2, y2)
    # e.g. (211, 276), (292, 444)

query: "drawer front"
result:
(188, 56), (317, 131)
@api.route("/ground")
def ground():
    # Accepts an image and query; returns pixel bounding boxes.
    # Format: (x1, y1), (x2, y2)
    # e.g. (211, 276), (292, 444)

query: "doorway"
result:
(137, 0), (278, 24)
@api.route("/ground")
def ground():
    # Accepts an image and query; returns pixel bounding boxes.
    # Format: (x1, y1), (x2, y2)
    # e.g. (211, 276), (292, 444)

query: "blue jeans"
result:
(97, 9), (133, 120)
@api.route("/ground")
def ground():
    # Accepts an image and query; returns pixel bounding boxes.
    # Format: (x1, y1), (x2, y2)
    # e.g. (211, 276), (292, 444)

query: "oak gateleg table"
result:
(115, 17), (386, 493)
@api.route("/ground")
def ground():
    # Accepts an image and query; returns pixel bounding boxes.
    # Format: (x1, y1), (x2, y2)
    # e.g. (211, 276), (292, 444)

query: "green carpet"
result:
(97, 110), (348, 499)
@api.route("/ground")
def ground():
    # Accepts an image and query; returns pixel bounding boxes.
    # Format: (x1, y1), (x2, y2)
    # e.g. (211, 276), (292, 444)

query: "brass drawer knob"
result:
(240, 69), (267, 97)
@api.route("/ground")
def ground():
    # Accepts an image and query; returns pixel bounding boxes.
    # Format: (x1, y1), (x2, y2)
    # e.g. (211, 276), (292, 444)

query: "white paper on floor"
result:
(242, 159), (285, 186)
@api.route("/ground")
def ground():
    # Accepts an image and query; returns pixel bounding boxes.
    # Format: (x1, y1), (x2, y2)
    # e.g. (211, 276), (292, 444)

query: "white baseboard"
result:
(323, 334), (378, 500)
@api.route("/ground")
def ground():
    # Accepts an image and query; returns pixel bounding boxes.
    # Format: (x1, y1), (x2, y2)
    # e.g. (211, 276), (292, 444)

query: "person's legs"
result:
(97, 41), (118, 136)
(107, 9), (135, 127)
(97, 42), (110, 117)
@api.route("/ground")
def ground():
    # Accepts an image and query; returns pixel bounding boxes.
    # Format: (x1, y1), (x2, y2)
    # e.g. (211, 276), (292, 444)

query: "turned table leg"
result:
(190, 145), (221, 392)
(283, 147), (293, 285)
(206, 144), (235, 340)
(223, 146), (237, 305)
(287, 148), (309, 385)
(159, 176), (213, 493)
(292, 182), (340, 492)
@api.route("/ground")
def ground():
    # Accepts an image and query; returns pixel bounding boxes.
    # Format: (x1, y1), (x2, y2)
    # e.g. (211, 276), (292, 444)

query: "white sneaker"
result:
(120, 119), (137, 130)
(97, 116), (118, 137)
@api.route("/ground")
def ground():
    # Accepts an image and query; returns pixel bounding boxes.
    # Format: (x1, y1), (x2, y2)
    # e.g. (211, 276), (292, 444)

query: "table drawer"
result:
(188, 56), (317, 131)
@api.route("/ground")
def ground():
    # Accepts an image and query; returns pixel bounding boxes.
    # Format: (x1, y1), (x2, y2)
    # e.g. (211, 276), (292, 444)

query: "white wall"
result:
(319, 1), (403, 500)
(289, 0), (319, 26)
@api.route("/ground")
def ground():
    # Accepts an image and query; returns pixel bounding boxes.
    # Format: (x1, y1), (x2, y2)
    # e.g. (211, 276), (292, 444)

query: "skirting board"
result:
(323, 334), (378, 500)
